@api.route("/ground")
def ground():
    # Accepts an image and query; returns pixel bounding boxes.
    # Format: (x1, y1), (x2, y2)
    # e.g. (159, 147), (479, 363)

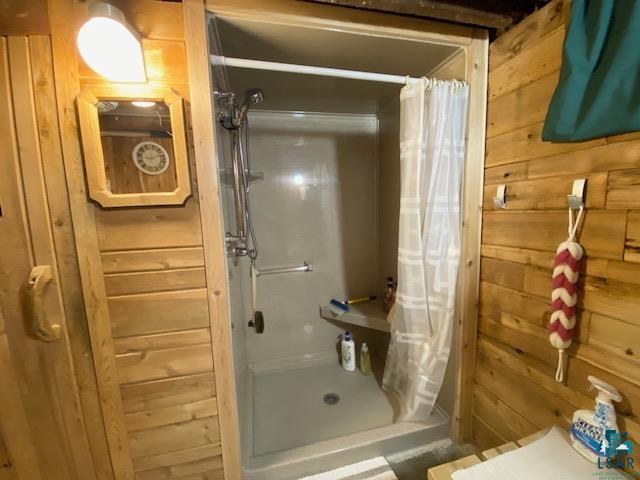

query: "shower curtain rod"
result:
(210, 55), (422, 85)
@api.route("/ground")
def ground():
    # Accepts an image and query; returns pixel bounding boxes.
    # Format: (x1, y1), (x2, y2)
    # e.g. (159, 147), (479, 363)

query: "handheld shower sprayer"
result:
(218, 88), (263, 265)
(237, 88), (264, 126)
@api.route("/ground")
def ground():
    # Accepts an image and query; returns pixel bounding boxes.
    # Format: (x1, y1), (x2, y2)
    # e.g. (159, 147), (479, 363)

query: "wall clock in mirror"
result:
(132, 141), (171, 175)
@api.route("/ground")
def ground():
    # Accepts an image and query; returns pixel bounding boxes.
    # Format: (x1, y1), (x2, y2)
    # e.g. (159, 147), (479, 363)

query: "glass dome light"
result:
(77, 2), (147, 83)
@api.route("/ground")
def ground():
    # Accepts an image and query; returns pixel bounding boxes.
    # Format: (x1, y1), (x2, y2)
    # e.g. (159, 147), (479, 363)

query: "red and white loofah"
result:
(549, 207), (584, 382)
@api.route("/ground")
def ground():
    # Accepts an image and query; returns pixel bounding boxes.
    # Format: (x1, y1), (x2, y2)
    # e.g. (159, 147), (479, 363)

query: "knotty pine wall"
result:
(59, 1), (223, 478)
(475, 0), (640, 462)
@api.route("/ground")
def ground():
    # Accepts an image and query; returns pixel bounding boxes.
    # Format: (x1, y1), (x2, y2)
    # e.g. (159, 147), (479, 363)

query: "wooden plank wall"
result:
(54, 1), (224, 478)
(0, 34), (99, 480)
(476, 0), (640, 463)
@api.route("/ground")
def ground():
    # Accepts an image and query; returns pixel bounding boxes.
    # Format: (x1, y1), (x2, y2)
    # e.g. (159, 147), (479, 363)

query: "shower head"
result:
(236, 88), (264, 126)
(245, 88), (264, 105)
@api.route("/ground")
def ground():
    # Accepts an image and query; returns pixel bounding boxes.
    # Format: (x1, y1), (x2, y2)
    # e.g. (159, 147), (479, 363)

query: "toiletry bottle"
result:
(341, 331), (356, 372)
(360, 343), (371, 375)
(383, 277), (396, 313)
(570, 375), (622, 462)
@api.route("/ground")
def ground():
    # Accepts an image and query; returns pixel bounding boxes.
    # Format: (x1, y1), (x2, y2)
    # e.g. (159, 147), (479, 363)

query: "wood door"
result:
(0, 35), (96, 480)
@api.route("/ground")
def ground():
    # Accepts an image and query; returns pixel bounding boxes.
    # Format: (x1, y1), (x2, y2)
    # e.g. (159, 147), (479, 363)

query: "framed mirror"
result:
(76, 85), (191, 207)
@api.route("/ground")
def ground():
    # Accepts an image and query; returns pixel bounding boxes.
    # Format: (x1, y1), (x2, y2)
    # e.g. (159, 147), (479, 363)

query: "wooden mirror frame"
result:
(76, 84), (191, 207)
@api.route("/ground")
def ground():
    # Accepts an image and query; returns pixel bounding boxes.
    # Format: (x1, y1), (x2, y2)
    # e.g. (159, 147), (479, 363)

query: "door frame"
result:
(184, 1), (487, 477)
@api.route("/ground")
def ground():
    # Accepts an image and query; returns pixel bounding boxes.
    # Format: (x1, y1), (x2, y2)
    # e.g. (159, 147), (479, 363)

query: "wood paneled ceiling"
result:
(306, 0), (552, 32)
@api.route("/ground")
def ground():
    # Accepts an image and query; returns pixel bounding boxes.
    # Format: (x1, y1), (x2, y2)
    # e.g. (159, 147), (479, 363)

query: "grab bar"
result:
(256, 261), (313, 277)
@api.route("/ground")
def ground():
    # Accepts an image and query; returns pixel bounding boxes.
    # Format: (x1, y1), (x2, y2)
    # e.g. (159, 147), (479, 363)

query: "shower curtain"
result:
(383, 78), (469, 422)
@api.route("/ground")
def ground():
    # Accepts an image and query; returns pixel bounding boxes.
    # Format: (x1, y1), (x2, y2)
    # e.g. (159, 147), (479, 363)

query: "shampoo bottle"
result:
(570, 375), (622, 462)
(341, 331), (356, 372)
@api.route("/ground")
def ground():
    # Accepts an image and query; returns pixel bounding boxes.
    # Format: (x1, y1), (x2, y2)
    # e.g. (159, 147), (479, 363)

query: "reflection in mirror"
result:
(97, 100), (178, 194)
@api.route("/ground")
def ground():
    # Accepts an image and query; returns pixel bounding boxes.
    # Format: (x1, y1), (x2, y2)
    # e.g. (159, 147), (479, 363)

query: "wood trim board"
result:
(199, 0), (488, 461)
(24, 32), (116, 480)
(183, 1), (242, 479)
(205, 0), (476, 48)
(450, 29), (488, 442)
(48, 0), (135, 477)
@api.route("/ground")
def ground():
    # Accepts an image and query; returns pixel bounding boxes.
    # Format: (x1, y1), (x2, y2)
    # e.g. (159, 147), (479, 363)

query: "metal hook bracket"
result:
(568, 178), (587, 209)
(493, 184), (507, 209)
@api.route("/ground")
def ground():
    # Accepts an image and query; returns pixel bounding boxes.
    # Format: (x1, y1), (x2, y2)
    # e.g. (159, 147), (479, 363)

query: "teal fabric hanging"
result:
(542, 0), (640, 142)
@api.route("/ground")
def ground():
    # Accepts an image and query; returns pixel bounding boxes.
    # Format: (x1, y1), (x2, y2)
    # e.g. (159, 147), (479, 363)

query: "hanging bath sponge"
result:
(549, 207), (584, 383)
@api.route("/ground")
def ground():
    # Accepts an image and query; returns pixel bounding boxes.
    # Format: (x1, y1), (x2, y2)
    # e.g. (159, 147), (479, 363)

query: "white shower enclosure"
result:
(204, 4), (487, 479)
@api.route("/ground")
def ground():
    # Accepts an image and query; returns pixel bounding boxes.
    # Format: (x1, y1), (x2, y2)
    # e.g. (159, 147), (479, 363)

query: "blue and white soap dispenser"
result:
(570, 375), (622, 462)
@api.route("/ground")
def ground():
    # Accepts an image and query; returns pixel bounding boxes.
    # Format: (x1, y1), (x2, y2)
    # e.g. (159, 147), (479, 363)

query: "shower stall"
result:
(203, 7), (483, 479)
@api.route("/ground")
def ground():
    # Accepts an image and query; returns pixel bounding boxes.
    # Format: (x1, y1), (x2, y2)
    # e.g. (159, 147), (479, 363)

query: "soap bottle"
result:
(360, 343), (371, 375)
(383, 276), (396, 313)
(341, 331), (356, 372)
(570, 375), (622, 463)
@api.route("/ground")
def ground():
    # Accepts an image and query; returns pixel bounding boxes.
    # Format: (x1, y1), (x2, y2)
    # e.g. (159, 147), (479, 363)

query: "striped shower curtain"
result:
(383, 78), (469, 422)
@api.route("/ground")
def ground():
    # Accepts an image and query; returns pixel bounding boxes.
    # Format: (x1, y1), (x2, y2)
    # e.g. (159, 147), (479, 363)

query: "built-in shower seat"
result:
(319, 301), (391, 333)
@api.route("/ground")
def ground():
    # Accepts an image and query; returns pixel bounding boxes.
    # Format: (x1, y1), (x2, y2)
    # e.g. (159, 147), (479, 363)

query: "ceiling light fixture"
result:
(77, 2), (147, 83)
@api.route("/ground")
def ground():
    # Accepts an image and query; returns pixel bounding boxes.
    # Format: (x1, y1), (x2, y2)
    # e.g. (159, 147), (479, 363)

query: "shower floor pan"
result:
(243, 356), (450, 480)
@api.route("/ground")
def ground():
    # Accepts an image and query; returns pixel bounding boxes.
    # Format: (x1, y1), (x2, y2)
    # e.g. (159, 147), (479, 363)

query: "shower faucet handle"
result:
(225, 232), (248, 266)
(249, 311), (264, 334)
(214, 90), (235, 103)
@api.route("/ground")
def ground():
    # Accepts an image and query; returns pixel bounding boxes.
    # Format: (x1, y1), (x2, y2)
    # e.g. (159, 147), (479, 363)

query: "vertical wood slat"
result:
(451, 28), (489, 443)
(0, 36), (45, 480)
(0, 332), (42, 480)
(0, 431), (16, 480)
(27, 33), (116, 480)
(47, 0), (135, 477)
(0, 48), (43, 463)
(1, 33), (96, 479)
(6, 35), (97, 480)
(625, 211), (640, 262)
(183, 2), (242, 478)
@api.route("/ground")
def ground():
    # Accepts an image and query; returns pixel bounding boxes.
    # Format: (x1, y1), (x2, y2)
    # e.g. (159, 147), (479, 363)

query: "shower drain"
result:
(323, 393), (340, 405)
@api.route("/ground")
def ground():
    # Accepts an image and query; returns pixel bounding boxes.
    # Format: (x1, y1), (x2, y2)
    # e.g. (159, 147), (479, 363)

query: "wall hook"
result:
(493, 184), (507, 209)
(568, 178), (587, 209)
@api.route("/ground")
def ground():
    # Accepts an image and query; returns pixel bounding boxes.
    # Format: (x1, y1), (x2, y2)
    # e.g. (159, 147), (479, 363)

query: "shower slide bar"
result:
(255, 261), (313, 277)
(210, 55), (421, 85)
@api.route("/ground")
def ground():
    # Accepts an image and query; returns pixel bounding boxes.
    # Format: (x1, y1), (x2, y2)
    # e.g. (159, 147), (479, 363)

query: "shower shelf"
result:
(219, 168), (264, 188)
(319, 301), (390, 333)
